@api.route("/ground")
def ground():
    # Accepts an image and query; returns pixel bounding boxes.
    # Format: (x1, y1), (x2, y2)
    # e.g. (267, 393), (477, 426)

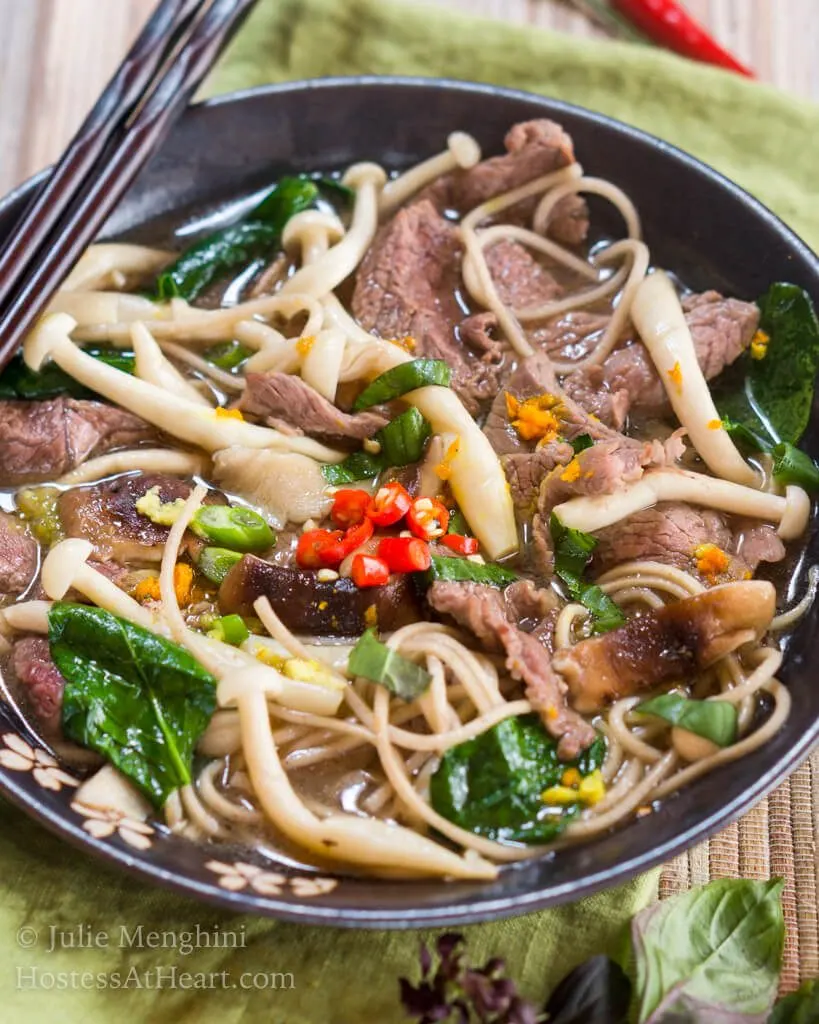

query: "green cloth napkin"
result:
(3, 1), (817, 1020)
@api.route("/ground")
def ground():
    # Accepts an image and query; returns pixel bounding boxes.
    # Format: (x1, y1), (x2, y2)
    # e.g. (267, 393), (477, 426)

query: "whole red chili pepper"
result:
(610, 0), (754, 76)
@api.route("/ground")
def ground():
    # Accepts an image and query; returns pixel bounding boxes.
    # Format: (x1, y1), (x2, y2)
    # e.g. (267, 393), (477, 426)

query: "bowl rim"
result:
(1, 74), (817, 928)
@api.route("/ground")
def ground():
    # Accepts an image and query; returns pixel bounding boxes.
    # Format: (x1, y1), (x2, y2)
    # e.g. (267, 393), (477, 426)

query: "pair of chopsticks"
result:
(0, 0), (259, 373)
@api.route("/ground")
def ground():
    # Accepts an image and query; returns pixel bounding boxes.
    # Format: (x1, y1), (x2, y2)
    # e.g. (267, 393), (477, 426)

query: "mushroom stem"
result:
(279, 163), (387, 299)
(379, 132), (482, 216)
(24, 314), (343, 463)
(131, 321), (211, 406)
(631, 271), (757, 486)
(553, 468), (810, 541)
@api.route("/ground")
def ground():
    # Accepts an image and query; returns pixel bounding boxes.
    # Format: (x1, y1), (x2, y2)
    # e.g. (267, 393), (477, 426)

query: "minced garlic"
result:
(750, 329), (770, 360)
(667, 361), (683, 392)
(135, 485), (186, 527)
(560, 458), (582, 483)
(282, 658), (337, 689)
(296, 335), (316, 356)
(505, 392), (563, 443)
(435, 437), (461, 481)
(214, 407), (244, 421)
(693, 543), (730, 583)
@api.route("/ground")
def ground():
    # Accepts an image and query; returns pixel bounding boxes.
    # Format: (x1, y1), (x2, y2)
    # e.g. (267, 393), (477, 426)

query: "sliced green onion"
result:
(771, 442), (819, 492)
(352, 359), (452, 411)
(721, 417), (770, 453)
(191, 507), (274, 552)
(423, 554), (517, 588)
(347, 629), (430, 700)
(197, 547), (243, 585)
(207, 614), (250, 646)
(635, 693), (738, 747)
(322, 408), (433, 484)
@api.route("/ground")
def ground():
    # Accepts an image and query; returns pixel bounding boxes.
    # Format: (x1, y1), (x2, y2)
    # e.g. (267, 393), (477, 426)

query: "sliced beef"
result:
(484, 239), (562, 309)
(503, 578), (557, 631)
(427, 580), (594, 759)
(502, 441), (574, 517)
(553, 581), (775, 711)
(458, 312), (505, 362)
(0, 398), (155, 486)
(537, 438), (646, 516)
(682, 290), (760, 378)
(562, 364), (632, 430)
(561, 292), (760, 426)
(486, 352), (622, 458)
(239, 372), (389, 440)
(419, 119), (576, 214)
(547, 193), (590, 247)
(12, 637), (65, 739)
(531, 311), (610, 362)
(591, 502), (734, 576)
(58, 473), (223, 564)
(352, 199), (501, 414)
(0, 512), (38, 597)
(219, 556), (420, 635)
(731, 521), (786, 573)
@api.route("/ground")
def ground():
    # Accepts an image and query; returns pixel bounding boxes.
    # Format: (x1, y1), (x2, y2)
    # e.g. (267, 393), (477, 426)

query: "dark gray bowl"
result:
(1, 77), (817, 927)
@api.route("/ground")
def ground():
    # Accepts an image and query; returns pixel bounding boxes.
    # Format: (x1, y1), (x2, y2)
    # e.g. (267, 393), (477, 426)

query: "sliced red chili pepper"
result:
(296, 528), (344, 569)
(406, 497), (450, 541)
(297, 518), (374, 569)
(351, 554), (390, 588)
(378, 537), (431, 573)
(367, 481), (412, 527)
(610, 0), (754, 76)
(440, 533), (479, 556)
(330, 488), (374, 527)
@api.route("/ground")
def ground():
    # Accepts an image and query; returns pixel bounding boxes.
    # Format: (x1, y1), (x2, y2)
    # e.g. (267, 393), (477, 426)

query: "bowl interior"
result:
(0, 77), (817, 926)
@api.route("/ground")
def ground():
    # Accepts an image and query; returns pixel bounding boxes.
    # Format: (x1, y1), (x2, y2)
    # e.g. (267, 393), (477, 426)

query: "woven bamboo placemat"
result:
(659, 752), (819, 993)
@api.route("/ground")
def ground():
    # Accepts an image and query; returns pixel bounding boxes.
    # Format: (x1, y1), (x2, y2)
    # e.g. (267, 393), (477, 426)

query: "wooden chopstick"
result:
(0, 0), (259, 371)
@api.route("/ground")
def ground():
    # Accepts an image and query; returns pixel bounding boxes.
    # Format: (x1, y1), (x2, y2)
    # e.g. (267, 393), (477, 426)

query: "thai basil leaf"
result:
(347, 629), (430, 700)
(550, 514), (625, 634)
(570, 433), (594, 455)
(423, 554), (518, 588)
(429, 715), (605, 844)
(155, 177), (319, 301)
(321, 407), (432, 484)
(716, 283), (819, 447)
(50, 602), (217, 808)
(204, 340), (252, 371)
(352, 359), (452, 410)
(768, 979), (819, 1023)
(771, 442), (819, 492)
(635, 693), (738, 747)
(543, 956), (631, 1024)
(446, 508), (470, 536)
(632, 878), (785, 1023)
(0, 348), (135, 400)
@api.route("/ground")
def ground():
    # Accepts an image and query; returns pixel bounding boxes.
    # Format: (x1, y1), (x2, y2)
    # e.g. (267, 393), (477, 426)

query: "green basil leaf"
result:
(771, 442), (819, 492)
(321, 407), (433, 484)
(769, 979), (819, 1024)
(550, 514), (625, 634)
(156, 178), (319, 302)
(204, 341), (253, 371)
(352, 359), (452, 410)
(570, 433), (594, 455)
(0, 348), (135, 400)
(632, 878), (785, 1022)
(423, 554), (518, 588)
(636, 693), (738, 747)
(543, 956), (631, 1024)
(447, 508), (470, 536)
(321, 451), (385, 485)
(347, 629), (430, 700)
(430, 715), (605, 844)
(376, 406), (432, 466)
(717, 283), (819, 447)
(50, 602), (216, 808)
